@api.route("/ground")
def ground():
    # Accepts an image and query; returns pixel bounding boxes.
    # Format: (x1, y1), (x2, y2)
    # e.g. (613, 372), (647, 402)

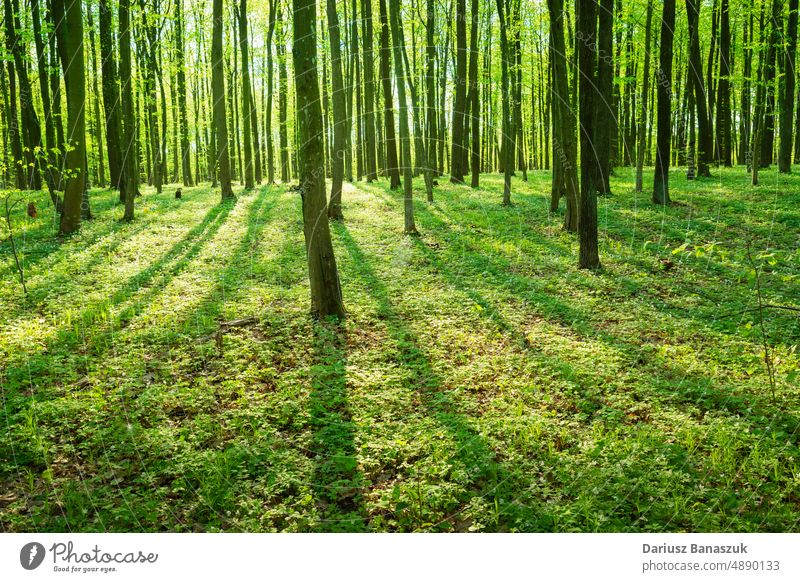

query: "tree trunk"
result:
(53, 0), (85, 234)
(175, 0), (193, 186)
(496, 0), (513, 205)
(450, 0), (467, 183)
(685, 0), (713, 177)
(212, 0), (234, 200)
(635, 0), (653, 192)
(327, 0), (346, 219)
(578, 0), (600, 269)
(779, 0), (798, 172)
(379, 0), (401, 188)
(292, 0), (346, 320)
(468, 0), (480, 188)
(362, 0), (378, 181)
(388, 0), (419, 234)
(595, 0), (613, 194)
(716, 0), (732, 167)
(265, 0), (277, 183)
(653, 0), (676, 205)
(238, 0), (255, 189)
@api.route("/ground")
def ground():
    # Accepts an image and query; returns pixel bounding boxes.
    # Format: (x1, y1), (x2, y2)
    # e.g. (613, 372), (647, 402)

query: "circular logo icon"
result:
(20, 542), (46, 570)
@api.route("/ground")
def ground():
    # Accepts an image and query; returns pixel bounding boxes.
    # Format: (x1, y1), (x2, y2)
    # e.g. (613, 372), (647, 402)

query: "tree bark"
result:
(685, 0), (713, 177)
(779, 0), (798, 172)
(379, 0), (401, 188)
(327, 0), (346, 219)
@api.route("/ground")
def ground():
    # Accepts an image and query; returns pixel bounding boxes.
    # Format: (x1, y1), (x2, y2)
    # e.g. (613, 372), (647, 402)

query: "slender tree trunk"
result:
(238, 0), (255, 189)
(119, 0), (137, 219)
(595, 0), (613, 194)
(265, 0), (276, 183)
(277, 6), (290, 182)
(686, 0), (713, 177)
(779, 0), (798, 172)
(32, 0), (59, 195)
(450, 0), (467, 183)
(212, 0), (234, 200)
(379, 0), (401, 188)
(469, 0), (480, 188)
(548, 0), (578, 232)
(388, 0), (419, 234)
(496, 0), (513, 205)
(653, 0), (676, 204)
(327, 0), (346, 219)
(176, 0), (193, 186)
(424, 0), (438, 183)
(578, 0), (600, 269)
(635, 0), (653, 192)
(716, 0), (732, 167)
(362, 0), (378, 181)
(87, 8), (106, 187)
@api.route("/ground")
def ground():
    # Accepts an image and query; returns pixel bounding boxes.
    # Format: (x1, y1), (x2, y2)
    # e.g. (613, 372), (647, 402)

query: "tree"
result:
(362, 0), (378, 182)
(326, 0), (346, 220)
(578, 0), (600, 269)
(52, 0), (86, 234)
(634, 0), (653, 192)
(653, 0), (676, 205)
(716, 0), (732, 167)
(176, 0), (194, 186)
(779, 0), (798, 172)
(239, 0), (255, 189)
(686, 0), (713, 177)
(425, 0), (438, 183)
(468, 0), (481, 188)
(292, 0), (346, 320)
(595, 0), (613, 194)
(547, 0), (578, 231)
(212, 0), (235, 200)
(118, 0), (137, 221)
(379, 0), (400, 189)
(31, 0), (59, 195)
(265, 0), (277, 184)
(387, 0), (419, 234)
(496, 0), (514, 206)
(451, 0), (467, 183)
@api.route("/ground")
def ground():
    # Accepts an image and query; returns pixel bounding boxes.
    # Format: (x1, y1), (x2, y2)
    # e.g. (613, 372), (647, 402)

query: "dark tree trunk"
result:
(468, 0), (480, 188)
(238, 0), (255, 189)
(212, 0), (234, 199)
(595, 0), (613, 194)
(176, 0), (193, 186)
(424, 0), (438, 182)
(548, 0), (578, 231)
(653, 0), (676, 205)
(779, 0), (798, 172)
(265, 0), (277, 183)
(496, 0), (514, 205)
(379, 0), (400, 188)
(716, 0), (732, 167)
(52, 0), (85, 234)
(578, 0), (601, 269)
(450, 0), (467, 183)
(277, 6), (290, 182)
(118, 0), (137, 219)
(326, 0), (346, 219)
(363, 0), (378, 181)
(686, 0), (713, 177)
(635, 0), (653, 192)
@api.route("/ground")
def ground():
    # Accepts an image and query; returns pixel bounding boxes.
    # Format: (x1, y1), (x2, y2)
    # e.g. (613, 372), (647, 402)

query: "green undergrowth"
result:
(1, 166), (798, 532)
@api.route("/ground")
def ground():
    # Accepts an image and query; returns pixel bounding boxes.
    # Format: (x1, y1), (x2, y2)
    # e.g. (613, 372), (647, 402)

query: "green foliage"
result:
(0, 167), (798, 532)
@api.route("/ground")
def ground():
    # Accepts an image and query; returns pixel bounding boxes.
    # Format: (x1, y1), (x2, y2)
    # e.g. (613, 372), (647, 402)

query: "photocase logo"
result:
(20, 542), (46, 570)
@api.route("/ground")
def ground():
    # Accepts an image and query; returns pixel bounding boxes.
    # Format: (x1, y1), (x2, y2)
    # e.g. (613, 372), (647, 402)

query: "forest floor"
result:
(1, 167), (799, 532)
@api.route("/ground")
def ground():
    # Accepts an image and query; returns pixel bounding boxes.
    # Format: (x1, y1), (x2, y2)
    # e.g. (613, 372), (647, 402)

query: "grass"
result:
(0, 166), (798, 532)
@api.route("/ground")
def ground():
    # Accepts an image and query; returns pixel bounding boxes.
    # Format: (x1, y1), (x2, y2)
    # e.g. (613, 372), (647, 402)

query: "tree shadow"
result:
(308, 321), (367, 531)
(335, 223), (536, 531)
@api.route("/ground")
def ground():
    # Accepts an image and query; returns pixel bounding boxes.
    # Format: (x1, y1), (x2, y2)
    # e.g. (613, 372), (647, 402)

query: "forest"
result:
(0, 0), (798, 532)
